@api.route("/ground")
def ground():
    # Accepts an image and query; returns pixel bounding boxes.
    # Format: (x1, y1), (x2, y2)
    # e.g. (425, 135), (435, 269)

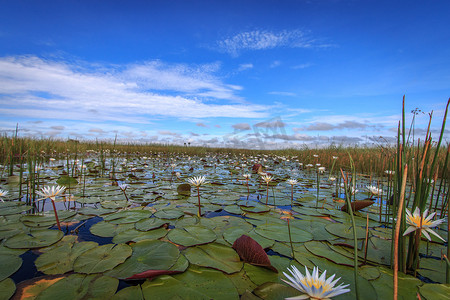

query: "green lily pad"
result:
(56, 175), (78, 186)
(325, 223), (366, 239)
(224, 205), (243, 215)
(101, 200), (129, 209)
(419, 283), (450, 300)
(78, 207), (116, 216)
(184, 243), (243, 274)
(255, 223), (313, 243)
(102, 209), (151, 224)
(35, 241), (98, 275)
(5, 229), (63, 249)
(73, 243), (132, 274)
(371, 267), (422, 300)
(0, 278), (15, 300)
(177, 183), (191, 196)
(253, 282), (300, 300)
(168, 225), (217, 247)
(291, 219), (337, 241)
(0, 254), (22, 281)
(141, 266), (239, 300)
(35, 274), (118, 300)
(418, 257), (447, 283)
(135, 218), (168, 231)
(226, 269), (258, 295)
(20, 211), (77, 228)
(244, 263), (279, 286)
(0, 204), (33, 216)
(90, 221), (135, 237)
(304, 241), (354, 266)
(112, 285), (144, 300)
(154, 209), (184, 220)
(112, 227), (167, 244)
(105, 239), (180, 279)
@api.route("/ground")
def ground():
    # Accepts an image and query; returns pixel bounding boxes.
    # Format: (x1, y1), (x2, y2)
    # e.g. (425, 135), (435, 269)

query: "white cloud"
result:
(269, 91), (297, 97)
(292, 63), (313, 69)
(238, 63), (254, 72)
(214, 29), (325, 56)
(0, 56), (269, 124)
(232, 123), (251, 131)
(270, 60), (281, 68)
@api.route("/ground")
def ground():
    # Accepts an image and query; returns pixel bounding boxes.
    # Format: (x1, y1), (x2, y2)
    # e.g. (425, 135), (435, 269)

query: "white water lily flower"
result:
(119, 184), (128, 191)
(366, 185), (382, 195)
(36, 185), (66, 201)
(243, 174), (251, 179)
(287, 179), (298, 186)
(261, 174), (273, 184)
(0, 189), (8, 202)
(282, 265), (350, 299)
(318, 167), (326, 173)
(403, 207), (446, 242)
(187, 175), (207, 187)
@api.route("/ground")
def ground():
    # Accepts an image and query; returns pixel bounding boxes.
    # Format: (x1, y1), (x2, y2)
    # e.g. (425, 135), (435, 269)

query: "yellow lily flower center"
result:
(408, 215), (431, 227)
(301, 278), (332, 293)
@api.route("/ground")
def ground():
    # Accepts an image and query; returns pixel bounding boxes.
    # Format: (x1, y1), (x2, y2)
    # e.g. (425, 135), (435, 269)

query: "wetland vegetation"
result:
(0, 99), (449, 300)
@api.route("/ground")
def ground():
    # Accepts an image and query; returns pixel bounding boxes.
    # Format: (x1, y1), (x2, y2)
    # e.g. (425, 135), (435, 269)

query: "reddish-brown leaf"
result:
(232, 235), (278, 273)
(125, 269), (183, 280)
(341, 200), (375, 212)
(252, 164), (263, 174)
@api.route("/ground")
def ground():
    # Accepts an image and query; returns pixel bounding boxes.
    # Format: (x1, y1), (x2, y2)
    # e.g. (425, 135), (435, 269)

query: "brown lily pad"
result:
(232, 235), (277, 273)
(341, 200), (375, 212)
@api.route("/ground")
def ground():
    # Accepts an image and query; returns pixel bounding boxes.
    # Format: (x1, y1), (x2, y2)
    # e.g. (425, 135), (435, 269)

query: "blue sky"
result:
(1, 0), (449, 149)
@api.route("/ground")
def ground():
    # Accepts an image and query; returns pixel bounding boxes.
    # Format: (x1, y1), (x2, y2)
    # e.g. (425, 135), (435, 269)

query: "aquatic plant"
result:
(188, 175), (207, 217)
(0, 189), (8, 202)
(36, 185), (66, 231)
(282, 265), (350, 300)
(261, 174), (273, 205)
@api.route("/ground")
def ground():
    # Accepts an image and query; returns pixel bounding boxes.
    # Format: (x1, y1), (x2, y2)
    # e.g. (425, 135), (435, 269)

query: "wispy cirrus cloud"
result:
(269, 91), (297, 97)
(0, 56), (269, 126)
(214, 29), (332, 56)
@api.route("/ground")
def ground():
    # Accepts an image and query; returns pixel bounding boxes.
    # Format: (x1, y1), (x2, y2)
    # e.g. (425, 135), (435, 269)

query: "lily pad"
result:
(184, 242), (242, 274)
(0, 278), (15, 300)
(135, 218), (168, 231)
(0, 254), (22, 281)
(73, 243), (132, 274)
(0, 204), (33, 216)
(253, 282), (300, 300)
(35, 274), (118, 300)
(154, 209), (184, 220)
(4, 229), (63, 249)
(419, 283), (450, 299)
(325, 223), (366, 239)
(304, 241), (354, 266)
(90, 221), (135, 237)
(177, 183), (191, 196)
(105, 239), (180, 279)
(167, 225), (217, 247)
(112, 285), (144, 300)
(56, 175), (78, 186)
(255, 223), (313, 243)
(35, 241), (98, 275)
(20, 211), (77, 228)
(141, 266), (239, 300)
(112, 227), (167, 244)
(232, 235), (277, 272)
